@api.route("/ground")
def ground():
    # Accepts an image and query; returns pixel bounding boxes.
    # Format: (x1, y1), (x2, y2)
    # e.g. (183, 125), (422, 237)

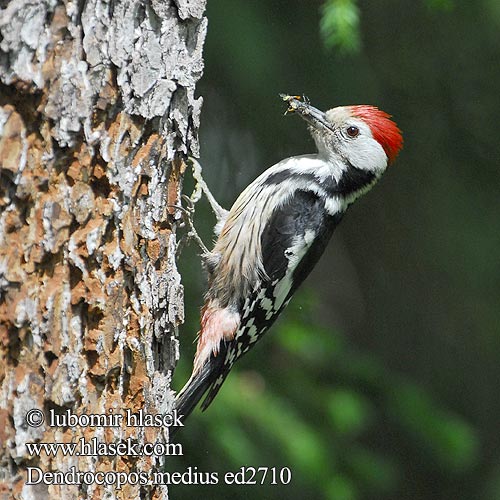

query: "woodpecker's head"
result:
(282, 96), (403, 175)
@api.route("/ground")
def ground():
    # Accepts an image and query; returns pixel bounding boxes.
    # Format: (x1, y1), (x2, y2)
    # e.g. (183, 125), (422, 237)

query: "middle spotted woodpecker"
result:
(175, 95), (403, 423)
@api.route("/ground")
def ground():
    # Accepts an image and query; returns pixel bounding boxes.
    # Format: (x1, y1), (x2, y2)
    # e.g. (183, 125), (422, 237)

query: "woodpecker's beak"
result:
(280, 94), (333, 132)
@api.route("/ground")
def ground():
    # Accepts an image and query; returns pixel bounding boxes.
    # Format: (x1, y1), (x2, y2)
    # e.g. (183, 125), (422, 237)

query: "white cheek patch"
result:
(350, 139), (387, 171)
(344, 122), (388, 172)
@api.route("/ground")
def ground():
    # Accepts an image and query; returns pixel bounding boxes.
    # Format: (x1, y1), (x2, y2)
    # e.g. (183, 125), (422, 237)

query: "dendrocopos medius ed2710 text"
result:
(175, 95), (403, 425)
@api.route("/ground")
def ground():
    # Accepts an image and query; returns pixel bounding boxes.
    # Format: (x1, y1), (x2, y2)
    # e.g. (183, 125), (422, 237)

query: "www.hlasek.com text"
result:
(26, 437), (183, 458)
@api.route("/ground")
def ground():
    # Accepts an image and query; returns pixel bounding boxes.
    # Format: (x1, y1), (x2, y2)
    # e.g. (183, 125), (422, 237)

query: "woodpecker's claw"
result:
(171, 197), (210, 256)
(174, 157), (230, 256)
(188, 157), (229, 225)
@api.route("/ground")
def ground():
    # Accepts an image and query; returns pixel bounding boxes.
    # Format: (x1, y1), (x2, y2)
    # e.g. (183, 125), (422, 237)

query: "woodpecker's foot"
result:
(188, 157), (229, 226)
(171, 195), (210, 256)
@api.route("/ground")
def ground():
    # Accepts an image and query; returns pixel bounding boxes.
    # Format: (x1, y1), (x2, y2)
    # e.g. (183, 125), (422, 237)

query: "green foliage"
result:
(170, 0), (500, 497)
(172, 296), (479, 499)
(425, 0), (455, 11)
(325, 474), (358, 500)
(320, 0), (455, 55)
(387, 382), (479, 471)
(320, 0), (361, 54)
(346, 447), (399, 494)
(326, 389), (373, 437)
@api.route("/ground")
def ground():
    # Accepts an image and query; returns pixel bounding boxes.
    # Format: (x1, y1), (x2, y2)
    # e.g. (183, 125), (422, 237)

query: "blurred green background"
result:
(169, 0), (500, 498)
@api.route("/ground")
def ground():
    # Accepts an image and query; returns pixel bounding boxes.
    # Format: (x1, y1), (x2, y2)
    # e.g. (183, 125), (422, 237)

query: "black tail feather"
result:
(175, 362), (216, 421)
(199, 369), (230, 411)
(171, 347), (227, 437)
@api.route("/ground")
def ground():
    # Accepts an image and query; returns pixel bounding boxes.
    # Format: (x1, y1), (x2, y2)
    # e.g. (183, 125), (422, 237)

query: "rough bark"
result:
(0, 0), (206, 498)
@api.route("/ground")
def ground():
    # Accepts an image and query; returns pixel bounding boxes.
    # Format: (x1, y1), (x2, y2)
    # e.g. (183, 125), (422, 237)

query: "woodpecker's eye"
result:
(346, 126), (360, 138)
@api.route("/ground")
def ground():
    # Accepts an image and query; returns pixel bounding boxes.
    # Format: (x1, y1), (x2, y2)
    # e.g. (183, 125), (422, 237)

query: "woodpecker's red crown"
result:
(347, 105), (403, 164)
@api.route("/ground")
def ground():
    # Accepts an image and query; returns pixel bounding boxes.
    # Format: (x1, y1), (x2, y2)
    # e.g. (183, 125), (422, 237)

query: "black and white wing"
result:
(200, 189), (343, 409)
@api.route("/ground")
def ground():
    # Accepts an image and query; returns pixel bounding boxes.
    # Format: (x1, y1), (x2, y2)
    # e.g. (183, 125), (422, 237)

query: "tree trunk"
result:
(0, 0), (206, 498)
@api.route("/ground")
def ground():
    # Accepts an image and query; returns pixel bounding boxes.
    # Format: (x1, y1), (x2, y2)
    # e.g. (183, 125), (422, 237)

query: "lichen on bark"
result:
(0, 0), (206, 498)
